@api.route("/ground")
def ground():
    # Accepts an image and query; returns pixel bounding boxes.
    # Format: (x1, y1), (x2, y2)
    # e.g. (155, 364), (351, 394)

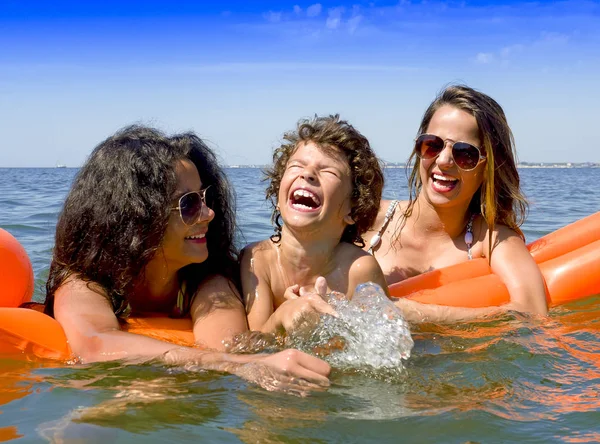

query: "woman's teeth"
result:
(432, 173), (458, 183)
(186, 234), (205, 240)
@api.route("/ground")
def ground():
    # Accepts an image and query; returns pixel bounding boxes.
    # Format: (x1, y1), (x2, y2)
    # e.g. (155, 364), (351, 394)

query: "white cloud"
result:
(539, 31), (569, 45)
(168, 62), (418, 73)
(475, 52), (495, 64)
(306, 3), (322, 17)
(326, 7), (344, 30)
(293, 5), (302, 15)
(264, 11), (282, 23)
(500, 44), (524, 58)
(347, 15), (363, 34)
(478, 30), (571, 67)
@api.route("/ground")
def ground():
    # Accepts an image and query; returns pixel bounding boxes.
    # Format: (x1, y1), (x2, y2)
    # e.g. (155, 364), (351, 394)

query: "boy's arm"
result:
(240, 244), (276, 331)
(347, 253), (390, 299)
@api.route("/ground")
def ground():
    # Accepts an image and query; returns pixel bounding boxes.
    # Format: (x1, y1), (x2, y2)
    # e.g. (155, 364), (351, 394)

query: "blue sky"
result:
(1, 0), (599, 166)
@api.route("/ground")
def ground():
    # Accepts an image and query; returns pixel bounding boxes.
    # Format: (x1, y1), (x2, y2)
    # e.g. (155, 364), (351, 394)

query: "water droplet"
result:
(288, 282), (414, 374)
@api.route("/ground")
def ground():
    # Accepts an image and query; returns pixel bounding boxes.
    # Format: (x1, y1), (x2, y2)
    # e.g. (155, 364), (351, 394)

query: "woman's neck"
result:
(130, 258), (180, 313)
(411, 196), (472, 240)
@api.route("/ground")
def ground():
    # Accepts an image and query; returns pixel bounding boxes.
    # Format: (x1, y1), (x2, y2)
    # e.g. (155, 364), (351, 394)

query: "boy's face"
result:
(278, 142), (354, 236)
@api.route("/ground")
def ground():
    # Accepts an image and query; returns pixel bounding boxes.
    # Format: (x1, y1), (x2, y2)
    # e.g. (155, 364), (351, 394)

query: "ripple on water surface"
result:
(1, 167), (599, 442)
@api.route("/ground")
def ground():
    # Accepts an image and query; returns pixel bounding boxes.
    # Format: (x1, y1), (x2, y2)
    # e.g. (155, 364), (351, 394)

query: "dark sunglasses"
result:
(414, 134), (486, 171)
(171, 186), (212, 226)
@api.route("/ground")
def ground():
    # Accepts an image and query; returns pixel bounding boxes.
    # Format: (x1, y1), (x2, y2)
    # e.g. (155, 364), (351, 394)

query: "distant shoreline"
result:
(224, 163), (600, 169)
(1, 163), (599, 169)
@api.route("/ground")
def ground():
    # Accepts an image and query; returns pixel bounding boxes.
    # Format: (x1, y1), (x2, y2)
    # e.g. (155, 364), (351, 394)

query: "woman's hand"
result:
(235, 349), (331, 396)
(271, 277), (337, 334)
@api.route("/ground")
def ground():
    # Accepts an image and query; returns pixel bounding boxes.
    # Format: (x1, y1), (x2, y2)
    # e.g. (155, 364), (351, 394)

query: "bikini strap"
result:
(171, 281), (188, 318)
(367, 200), (400, 255)
(465, 214), (475, 260)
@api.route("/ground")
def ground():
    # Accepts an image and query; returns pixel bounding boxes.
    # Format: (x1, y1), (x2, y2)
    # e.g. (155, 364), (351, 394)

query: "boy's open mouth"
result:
(290, 188), (322, 211)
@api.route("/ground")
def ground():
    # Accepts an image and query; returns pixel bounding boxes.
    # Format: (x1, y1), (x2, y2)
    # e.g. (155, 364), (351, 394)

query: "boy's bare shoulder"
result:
(335, 242), (387, 293)
(240, 240), (276, 263)
(343, 244), (382, 270)
(335, 241), (375, 262)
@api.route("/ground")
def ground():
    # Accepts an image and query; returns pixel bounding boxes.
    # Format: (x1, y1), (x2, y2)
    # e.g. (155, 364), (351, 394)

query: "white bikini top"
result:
(367, 200), (400, 255)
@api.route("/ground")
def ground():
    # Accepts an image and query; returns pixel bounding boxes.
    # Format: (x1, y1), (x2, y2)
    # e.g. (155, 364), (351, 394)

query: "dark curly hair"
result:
(265, 114), (384, 246)
(44, 125), (239, 316)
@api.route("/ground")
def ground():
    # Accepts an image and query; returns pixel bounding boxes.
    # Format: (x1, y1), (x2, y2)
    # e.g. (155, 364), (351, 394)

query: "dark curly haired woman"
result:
(241, 115), (388, 334)
(44, 125), (330, 395)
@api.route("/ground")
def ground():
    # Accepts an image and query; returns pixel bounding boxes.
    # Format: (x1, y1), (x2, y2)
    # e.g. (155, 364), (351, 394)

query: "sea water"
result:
(289, 283), (413, 373)
(1, 167), (600, 443)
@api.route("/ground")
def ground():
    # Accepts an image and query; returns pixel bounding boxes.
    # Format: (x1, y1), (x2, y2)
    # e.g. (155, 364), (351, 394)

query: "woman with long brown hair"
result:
(365, 85), (548, 322)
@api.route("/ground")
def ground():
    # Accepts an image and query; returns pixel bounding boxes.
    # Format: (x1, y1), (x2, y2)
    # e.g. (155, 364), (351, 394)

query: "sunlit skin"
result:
(128, 159), (249, 346)
(278, 142), (355, 235)
(52, 157), (331, 395)
(130, 159), (215, 314)
(419, 106), (486, 212)
(364, 105), (548, 322)
(159, 159), (213, 269)
(242, 142), (389, 333)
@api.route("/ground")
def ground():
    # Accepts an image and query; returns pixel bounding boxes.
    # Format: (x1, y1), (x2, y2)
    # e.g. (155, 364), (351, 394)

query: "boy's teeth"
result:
(294, 189), (314, 198)
(292, 189), (321, 205)
(292, 203), (313, 210)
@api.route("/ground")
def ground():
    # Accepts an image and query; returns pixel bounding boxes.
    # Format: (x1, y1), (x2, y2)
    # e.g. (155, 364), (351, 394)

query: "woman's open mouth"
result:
(431, 173), (459, 193)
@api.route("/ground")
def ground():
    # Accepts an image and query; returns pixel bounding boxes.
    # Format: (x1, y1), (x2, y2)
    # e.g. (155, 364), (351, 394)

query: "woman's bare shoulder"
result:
(53, 276), (119, 336)
(374, 199), (408, 226)
(55, 276), (109, 302)
(474, 216), (525, 257)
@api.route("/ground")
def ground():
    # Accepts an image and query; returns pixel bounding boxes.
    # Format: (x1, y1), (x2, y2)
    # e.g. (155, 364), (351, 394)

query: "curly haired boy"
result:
(241, 115), (388, 334)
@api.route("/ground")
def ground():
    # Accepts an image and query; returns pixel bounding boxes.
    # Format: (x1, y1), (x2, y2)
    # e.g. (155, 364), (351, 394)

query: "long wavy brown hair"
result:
(44, 125), (239, 316)
(403, 85), (528, 254)
(265, 114), (384, 246)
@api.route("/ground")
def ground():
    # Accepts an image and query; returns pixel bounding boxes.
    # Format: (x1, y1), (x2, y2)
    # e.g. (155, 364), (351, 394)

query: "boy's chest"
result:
(269, 264), (350, 309)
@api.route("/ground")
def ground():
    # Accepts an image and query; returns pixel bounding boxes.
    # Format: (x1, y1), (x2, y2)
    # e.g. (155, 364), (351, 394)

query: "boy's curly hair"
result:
(265, 114), (384, 246)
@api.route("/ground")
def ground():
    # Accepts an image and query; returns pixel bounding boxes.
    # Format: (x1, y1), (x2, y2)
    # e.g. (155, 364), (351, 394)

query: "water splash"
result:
(288, 282), (414, 372)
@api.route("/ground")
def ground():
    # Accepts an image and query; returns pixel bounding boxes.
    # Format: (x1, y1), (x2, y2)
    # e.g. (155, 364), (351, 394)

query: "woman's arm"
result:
(392, 225), (548, 323)
(54, 278), (179, 362)
(190, 275), (248, 351)
(53, 278), (331, 395)
(486, 225), (548, 315)
(393, 297), (503, 323)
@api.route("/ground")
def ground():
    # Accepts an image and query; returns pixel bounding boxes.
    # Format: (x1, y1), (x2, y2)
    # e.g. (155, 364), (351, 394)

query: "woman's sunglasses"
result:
(414, 134), (486, 171)
(171, 186), (212, 226)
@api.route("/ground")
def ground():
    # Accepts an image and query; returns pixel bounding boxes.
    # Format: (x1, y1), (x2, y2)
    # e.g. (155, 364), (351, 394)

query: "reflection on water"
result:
(2, 300), (599, 442)
(1, 168), (599, 442)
